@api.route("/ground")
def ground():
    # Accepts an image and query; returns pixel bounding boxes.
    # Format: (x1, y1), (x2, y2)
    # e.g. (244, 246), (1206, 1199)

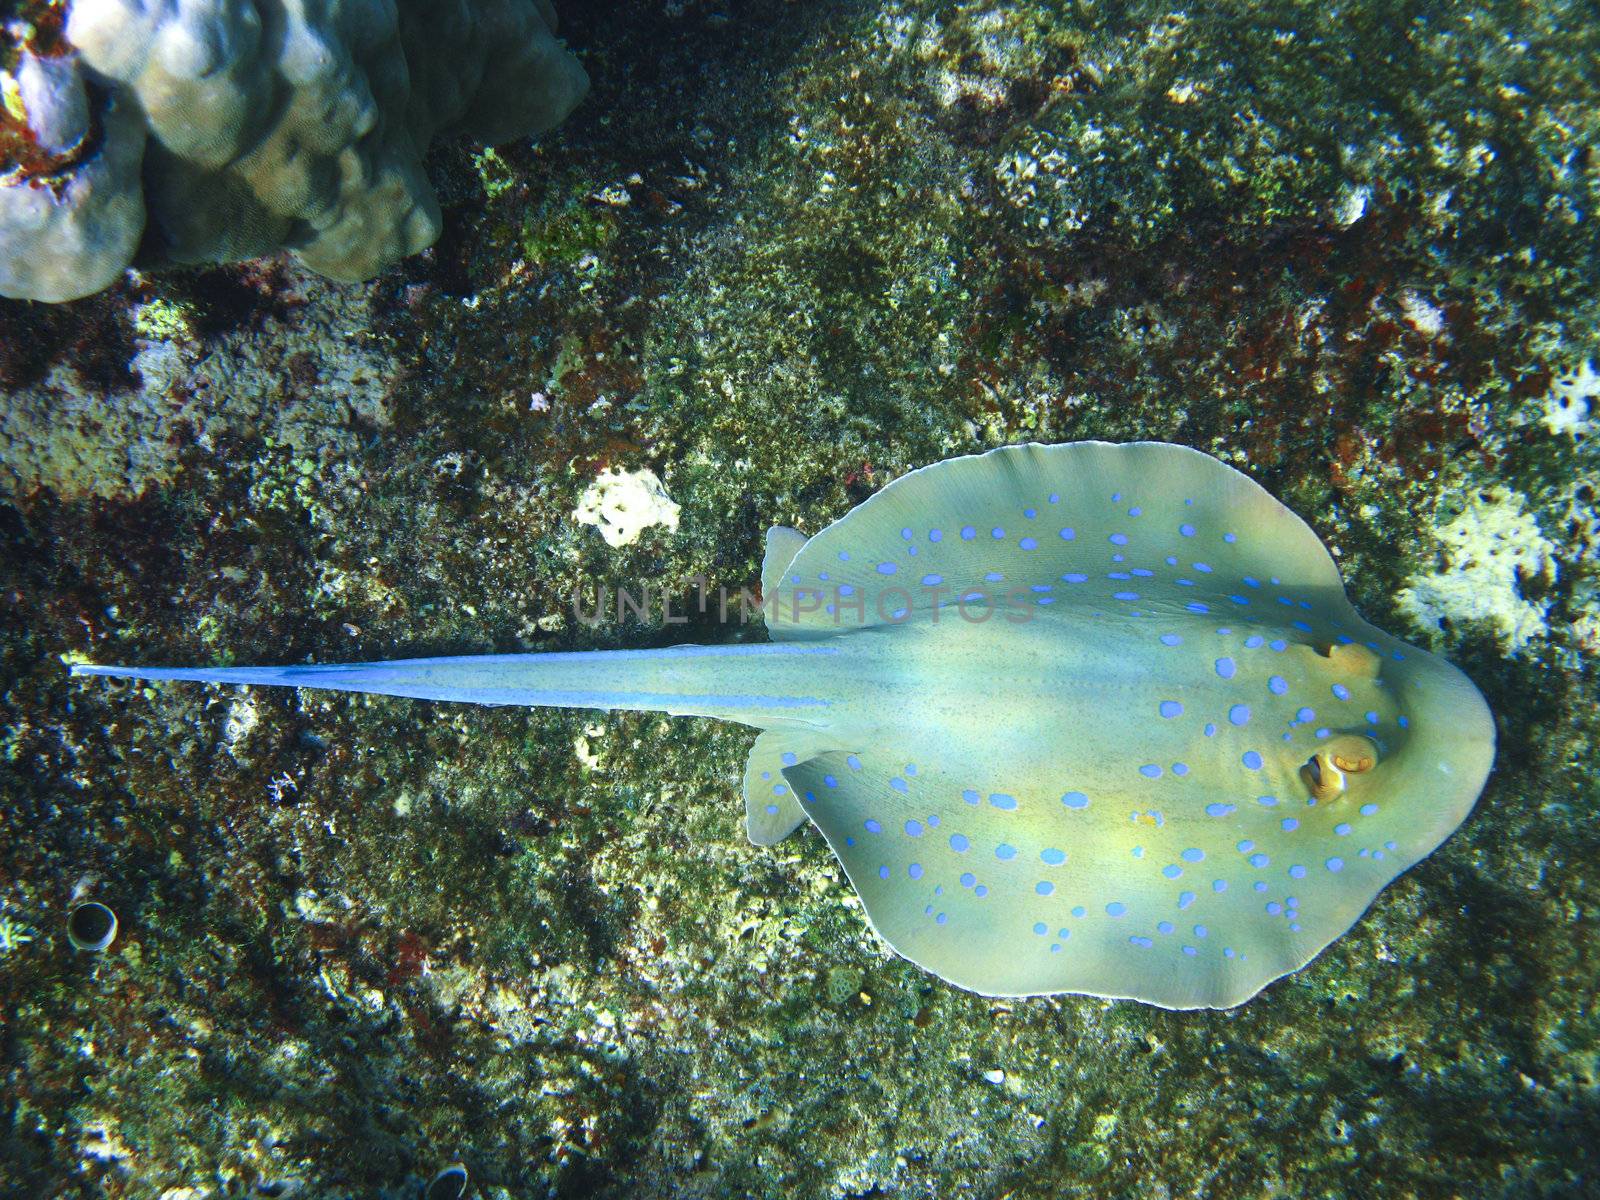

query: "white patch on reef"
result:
(223, 696), (259, 747)
(572, 468), (681, 547)
(1398, 288), (1445, 337)
(1398, 487), (1556, 652)
(1334, 184), (1370, 227)
(1542, 358), (1597, 438)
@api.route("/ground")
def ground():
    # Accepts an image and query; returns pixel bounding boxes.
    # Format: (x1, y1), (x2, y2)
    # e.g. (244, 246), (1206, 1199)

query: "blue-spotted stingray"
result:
(74, 442), (1496, 1008)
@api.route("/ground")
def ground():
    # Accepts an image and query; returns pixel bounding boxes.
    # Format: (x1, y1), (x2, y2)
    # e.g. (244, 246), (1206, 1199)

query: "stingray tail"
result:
(70, 645), (841, 726)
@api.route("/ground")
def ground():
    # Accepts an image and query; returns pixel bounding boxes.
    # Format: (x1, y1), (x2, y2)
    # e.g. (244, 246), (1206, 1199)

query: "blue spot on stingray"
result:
(1159, 700), (1183, 718)
(824, 775), (838, 788)
(1366, 710), (1380, 724)
(1041, 848), (1066, 865)
(1180, 523), (1196, 537)
(1249, 853), (1269, 868)
(904, 820), (923, 837)
(1205, 802), (1236, 817)
(1238, 839), (1256, 853)
(960, 526), (976, 540)
(962, 789), (980, 805)
(878, 865), (890, 879)
(1181, 848), (1205, 863)
(1194, 562), (1213, 574)
(1256, 794), (1279, 807)
(1326, 857), (1345, 872)
(1062, 791), (1090, 809)
(1139, 764), (1162, 778)
(1185, 602), (1210, 613)
(1063, 572), (1088, 583)
(1212, 879), (1228, 892)
(1360, 803), (1379, 816)
(1204, 723), (1218, 737)
(989, 793), (1017, 810)
(1281, 817), (1299, 831)
(1071, 906), (1087, 918)
(928, 529), (943, 542)
(1019, 537), (1038, 550)
(765, 804), (779, 814)
(1178, 891), (1197, 909)
(890, 777), (909, 793)
(1110, 533), (1129, 546)
(960, 872), (976, 887)
(975, 885), (989, 897)
(991, 527), (1006, 540)
(921, 573), (943, 586)
(1295, 707), (1315, 723)
(1036, 881), (1054, 896)
(1106, 902), (1127, 917)
(1162, 865), (1182, 879)
(1130, 935), (1154, 948)
(1268, 675), (1289, 695)
(908, 863), (924, 879)
(1158, 920), (1174, 934)
(1270, 638), (1288, 651)
(1114, 591), (1139, 601)
(1293, 620), (1312, 633)
(1335, 822), (1352, 836)
(1242, 750), (1263, 770)
(1160, 633), (1183, 646)
(1172, 763), (1189, 776)
(948, 833), (969, 852)
(781, 752), (798, 766)
(984, 572), (1004, 583)
(1229, 704), (1251, 725)
(996, 843), (1018, 860)
(1332, 683), (1351, 700)
(900, 528), (913, 540)
(876, 562), (897, 576)
(1289, 864), (1307, 879)
(1215, 657), (1237, 679)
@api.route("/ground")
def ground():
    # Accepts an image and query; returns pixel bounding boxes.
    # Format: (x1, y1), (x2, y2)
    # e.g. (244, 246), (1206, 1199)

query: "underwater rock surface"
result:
(1, 0), (1597, 1197)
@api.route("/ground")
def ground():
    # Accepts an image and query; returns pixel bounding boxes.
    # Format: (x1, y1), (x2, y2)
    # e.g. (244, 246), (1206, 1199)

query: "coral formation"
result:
(1398, 487), (1558, 652)
(0, 0), (587, 300)
(572, 466), (681, 547)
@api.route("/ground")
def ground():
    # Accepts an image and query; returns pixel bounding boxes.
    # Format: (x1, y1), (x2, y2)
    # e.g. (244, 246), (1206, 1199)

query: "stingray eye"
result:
(1300, 735), (1380, 803)
(1317, 641), (1382, 678)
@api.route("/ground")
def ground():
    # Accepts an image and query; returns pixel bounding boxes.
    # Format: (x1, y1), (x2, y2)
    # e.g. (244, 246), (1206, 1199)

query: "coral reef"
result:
(0, 0), (588, 300)
(1, 0), (1598, 1197)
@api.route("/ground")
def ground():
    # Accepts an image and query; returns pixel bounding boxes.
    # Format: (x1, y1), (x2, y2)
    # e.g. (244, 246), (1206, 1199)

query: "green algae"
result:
(2, 0), (1599, 1196)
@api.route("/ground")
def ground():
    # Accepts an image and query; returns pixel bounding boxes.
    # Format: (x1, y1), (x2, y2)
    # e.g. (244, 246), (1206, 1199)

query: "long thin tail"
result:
(70, 643), (841, 726)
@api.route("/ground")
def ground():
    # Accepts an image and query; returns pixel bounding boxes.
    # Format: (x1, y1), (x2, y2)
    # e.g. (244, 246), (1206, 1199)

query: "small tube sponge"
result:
(0, 0), (588, 301)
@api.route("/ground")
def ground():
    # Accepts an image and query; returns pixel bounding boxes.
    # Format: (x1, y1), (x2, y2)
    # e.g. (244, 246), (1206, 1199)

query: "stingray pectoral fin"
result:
(742, 728), (839, 845)
(782, 750), (1086, 998)
(770, 441), (1349, 639)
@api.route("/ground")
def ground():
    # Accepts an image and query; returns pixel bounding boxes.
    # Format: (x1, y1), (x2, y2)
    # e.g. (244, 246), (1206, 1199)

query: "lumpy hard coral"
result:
(75, 443), (1496, 1010)
(0, 0), (587, 301)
